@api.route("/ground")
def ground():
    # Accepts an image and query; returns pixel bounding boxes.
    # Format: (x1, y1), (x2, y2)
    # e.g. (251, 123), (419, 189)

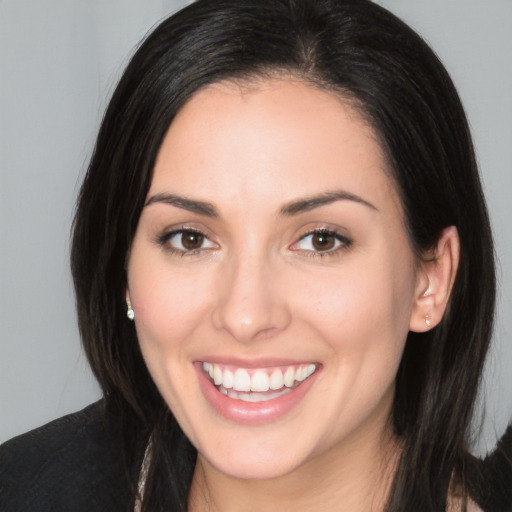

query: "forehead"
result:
(150, 78), (402, 219)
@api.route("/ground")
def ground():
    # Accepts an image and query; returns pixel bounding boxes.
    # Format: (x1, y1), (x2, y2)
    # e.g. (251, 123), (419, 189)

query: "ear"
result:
(409, 226), (460, 332)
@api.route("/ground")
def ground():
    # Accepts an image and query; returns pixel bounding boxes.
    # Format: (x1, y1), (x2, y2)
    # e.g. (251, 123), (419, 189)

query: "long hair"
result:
(71, 1), (496, 510)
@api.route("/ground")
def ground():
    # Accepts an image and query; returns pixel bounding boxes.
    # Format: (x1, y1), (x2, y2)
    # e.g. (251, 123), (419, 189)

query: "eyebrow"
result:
(144, 189), (377, 218)
(280, 190), (378, 215)
(144, 193), (219, 217)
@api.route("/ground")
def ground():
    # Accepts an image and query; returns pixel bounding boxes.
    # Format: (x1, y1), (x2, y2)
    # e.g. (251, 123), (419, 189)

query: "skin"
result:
(126, 79), (459, 511)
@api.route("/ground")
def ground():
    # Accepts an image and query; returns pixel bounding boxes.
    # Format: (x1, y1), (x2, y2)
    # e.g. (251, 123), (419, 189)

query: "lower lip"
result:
(195, 363), (318, 425)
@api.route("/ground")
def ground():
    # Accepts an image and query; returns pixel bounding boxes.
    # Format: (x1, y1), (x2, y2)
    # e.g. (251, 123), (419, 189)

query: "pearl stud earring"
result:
(425, 314), (431, 328)
(127, 302), (135, 321)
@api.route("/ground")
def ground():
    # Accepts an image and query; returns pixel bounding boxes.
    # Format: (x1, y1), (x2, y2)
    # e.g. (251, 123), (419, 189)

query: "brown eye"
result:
(160, 229), (216, 253)
(181, 231), (204, 250)
(311, 232), (335, 251)
(292, 229), (351, 255)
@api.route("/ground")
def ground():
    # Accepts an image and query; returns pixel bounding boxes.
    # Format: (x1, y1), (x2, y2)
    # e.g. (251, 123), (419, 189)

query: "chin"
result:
(200, 441), (309, 481)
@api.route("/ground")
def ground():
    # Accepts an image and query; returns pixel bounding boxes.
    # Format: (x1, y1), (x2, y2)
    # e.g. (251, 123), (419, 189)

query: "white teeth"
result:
(234, 369), (251, 392)
(284, 367), (295, 387)
(202, 362), (317, 393)
(227, 389), (238, 400)
(269, 369), (284, 390)
(296, 365), (314, 382)
(305, 364), (316, 378)
(251, 370), (270, 392)
(223, 369), (234, 389)
(225, 387), (293, 402)
(213, 365), (223, 386)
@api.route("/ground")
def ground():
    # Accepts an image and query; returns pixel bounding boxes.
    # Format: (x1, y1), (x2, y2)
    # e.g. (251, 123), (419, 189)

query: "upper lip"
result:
(195, 357), (318, 369)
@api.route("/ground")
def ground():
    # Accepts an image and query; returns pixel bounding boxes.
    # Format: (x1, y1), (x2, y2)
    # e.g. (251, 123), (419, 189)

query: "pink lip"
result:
(195, 362), (319, 425)
(197, 356), (315, 369)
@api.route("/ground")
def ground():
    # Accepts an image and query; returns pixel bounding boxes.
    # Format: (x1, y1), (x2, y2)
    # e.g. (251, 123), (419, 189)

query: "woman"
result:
(0, 0), (509, 510)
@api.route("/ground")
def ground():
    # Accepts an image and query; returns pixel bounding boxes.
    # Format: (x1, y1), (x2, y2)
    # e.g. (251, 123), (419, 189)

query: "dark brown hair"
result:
(71, 1), (496, 509)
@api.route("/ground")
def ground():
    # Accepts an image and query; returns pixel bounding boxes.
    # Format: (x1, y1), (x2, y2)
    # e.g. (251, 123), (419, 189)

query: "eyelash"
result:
(156, 228), (217, 257)
(156, 227), (352, 258)
(291, 228), (352, 258)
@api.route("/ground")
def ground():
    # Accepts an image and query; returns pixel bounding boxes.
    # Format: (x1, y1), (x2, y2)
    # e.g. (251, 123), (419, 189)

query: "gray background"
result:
(1, 0), (511, 455)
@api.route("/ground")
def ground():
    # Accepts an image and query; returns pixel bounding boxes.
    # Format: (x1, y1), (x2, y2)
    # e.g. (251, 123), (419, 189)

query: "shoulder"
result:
(466, 499), (483, 512)
(448, 495), (483, 512)
(0, 400), (132, 512)
(464, 426), (512, 512)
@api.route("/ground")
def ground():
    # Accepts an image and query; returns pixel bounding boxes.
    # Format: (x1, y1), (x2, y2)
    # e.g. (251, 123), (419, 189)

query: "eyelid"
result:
(156, 226), (219, 255)
(289, 226), (352, 256)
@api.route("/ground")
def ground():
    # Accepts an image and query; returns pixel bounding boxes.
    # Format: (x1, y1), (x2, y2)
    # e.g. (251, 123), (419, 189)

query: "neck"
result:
(188, 422), (400, 512)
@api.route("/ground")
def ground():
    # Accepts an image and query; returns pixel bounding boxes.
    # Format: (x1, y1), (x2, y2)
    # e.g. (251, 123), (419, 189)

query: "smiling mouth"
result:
(202, 362), (318, 403)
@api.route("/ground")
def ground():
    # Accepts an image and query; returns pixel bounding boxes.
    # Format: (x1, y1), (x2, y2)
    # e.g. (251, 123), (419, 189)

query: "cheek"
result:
(129, 254), (214, 342)
(127, 252), (215, 416)
(287, 252), (415, 360)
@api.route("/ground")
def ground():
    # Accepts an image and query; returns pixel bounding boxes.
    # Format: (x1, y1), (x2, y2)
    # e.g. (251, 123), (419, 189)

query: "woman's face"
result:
(127, 79), (424, 480)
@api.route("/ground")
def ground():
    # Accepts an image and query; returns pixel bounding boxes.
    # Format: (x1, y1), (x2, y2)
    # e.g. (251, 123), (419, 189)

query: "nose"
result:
(212, 250), (291, 344)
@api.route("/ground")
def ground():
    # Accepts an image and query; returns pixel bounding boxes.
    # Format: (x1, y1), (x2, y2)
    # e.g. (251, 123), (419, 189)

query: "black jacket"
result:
(0, 401), (132, 511)
(2, 401), (511, 511)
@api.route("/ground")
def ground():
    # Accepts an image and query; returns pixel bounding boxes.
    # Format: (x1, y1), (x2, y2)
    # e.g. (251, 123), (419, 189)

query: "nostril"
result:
(211, 260), (292, 343)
